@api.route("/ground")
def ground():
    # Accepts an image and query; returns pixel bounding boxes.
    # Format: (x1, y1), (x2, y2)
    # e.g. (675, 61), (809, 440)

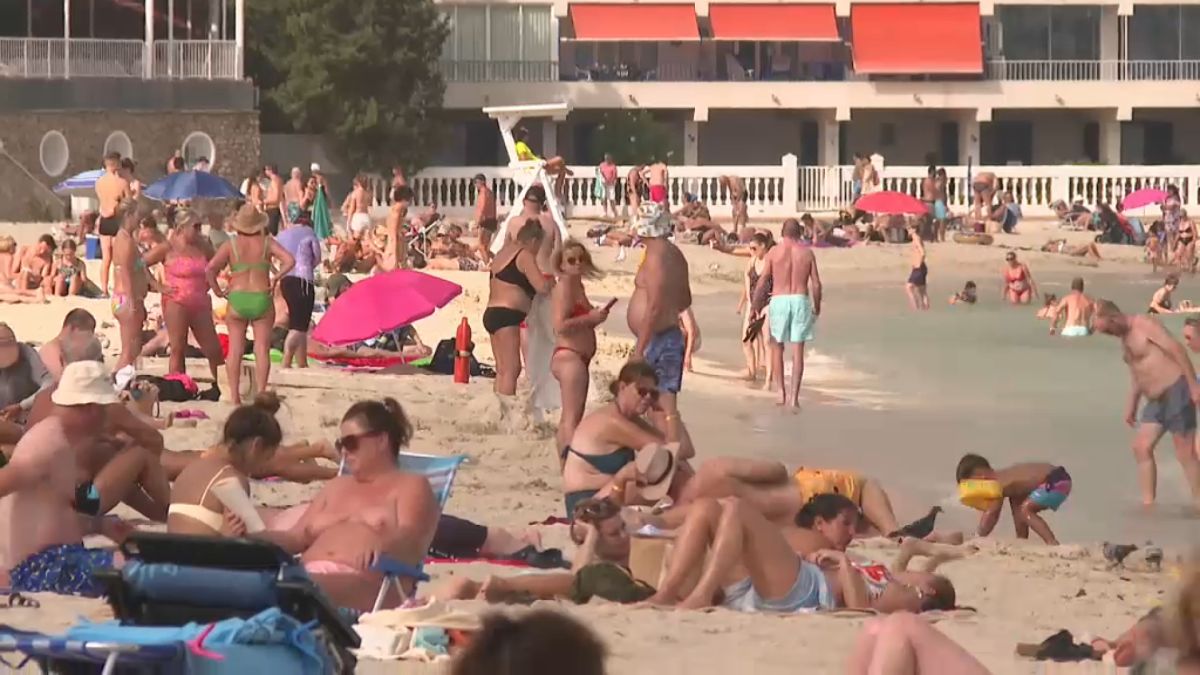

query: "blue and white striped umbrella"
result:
(52, 168), (104, 196)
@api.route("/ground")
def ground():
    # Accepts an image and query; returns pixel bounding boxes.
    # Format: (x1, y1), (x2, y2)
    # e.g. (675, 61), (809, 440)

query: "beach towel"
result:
(312, 186), (333, 241)
(525, 293), (561, 413)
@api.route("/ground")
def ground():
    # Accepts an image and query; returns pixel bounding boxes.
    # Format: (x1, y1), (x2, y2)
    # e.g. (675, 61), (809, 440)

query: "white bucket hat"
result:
(52, 361), (118, 406)
(635, 202), (672, 239)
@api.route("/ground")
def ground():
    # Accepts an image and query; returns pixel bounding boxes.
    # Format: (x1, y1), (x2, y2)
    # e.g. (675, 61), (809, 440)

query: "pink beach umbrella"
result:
(855, 191), (929, 215)
(1120, 187), (1169, 211)
(312, 269), (462, 346)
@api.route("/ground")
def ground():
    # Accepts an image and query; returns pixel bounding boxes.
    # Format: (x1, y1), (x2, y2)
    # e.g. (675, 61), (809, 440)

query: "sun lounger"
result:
(336, 452), (467, 610)
(0, 625), (183, 675)
(93, 531), (360, 673)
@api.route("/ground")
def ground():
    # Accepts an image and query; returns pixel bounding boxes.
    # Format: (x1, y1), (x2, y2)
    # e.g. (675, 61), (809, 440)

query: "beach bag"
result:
(426, 339), (494, 378)
(135, 374), (196, 402)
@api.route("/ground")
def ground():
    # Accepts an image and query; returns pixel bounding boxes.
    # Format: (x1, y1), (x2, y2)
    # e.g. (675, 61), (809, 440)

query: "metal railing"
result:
(438, 60), (557, 82)
(0, 38), (239, 79)
(153, 40), (239, 79)
(986, 59), (1200, 81)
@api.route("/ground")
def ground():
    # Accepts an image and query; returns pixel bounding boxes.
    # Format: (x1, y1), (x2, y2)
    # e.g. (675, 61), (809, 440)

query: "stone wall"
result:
(0, 109), (259, 221)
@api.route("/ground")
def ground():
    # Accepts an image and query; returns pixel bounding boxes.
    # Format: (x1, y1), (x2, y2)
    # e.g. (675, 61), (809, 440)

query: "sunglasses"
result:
(635, 386), (659, 402)
(335, 430), (381, 453)
(564, 256), (582, 265)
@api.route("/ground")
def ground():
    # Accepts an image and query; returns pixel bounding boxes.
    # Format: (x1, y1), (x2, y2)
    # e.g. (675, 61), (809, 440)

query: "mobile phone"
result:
(603, 298), (618, 311)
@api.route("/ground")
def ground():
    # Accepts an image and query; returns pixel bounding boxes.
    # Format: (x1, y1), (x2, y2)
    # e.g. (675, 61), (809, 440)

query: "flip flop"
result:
(0, 590), (39, 609)
(173, 409), (210, 420)
(1016, 629), (1100, 661)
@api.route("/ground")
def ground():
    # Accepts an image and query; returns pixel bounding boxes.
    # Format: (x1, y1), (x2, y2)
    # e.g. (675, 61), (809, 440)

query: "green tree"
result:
(246, 0), (449, 174)
(591, 111), (676, 165)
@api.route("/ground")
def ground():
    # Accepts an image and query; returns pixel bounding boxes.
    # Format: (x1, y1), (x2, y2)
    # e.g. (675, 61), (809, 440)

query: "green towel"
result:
(312, 186), (333, 240)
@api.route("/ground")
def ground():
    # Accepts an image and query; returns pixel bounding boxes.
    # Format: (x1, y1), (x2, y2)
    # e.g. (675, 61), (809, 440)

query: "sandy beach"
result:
(0, 217), (1186, 674)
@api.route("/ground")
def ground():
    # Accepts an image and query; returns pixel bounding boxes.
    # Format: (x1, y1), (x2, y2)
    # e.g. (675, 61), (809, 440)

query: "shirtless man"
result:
(628, 203), (692, 415)
(720, 175), (748, 235)
(753, 219), (821, 408)
(263, 164), (285, 236)
(283, 167), (304, 224)
(14, 235), (56, 296)
(627, 164), (646, 219)
(1048, 277), (1094, 337)
(342, 174), (372, 238)
(647, 158), (670, 207)
(391, 166), (407, 192)
(377, 185), (410, 272)
(96, 151), (132, 297)
(0, 361), (131, 596)
(1093, 300), (1200, 508)
(972, 171), (997, 221)
(38, 309), (97, 380)
(473, 173), (497, 259)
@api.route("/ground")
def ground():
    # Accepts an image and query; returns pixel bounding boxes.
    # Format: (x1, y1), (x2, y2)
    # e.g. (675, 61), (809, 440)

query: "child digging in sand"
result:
(955, 453), (1071, 545)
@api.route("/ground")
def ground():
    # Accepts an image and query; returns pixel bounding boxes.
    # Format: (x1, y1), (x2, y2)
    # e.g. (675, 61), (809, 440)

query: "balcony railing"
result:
(0, 38), (239, 79)
(440, 57), (1200, 84)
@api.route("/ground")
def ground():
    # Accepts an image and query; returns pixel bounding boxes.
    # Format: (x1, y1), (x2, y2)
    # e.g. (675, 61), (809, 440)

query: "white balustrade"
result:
(370, 160), (1200, 221)
(0, 38), (238, 80)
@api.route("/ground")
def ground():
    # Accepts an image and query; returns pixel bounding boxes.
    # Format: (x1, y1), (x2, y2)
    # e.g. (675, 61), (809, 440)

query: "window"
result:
(39, 130), (69, 177)
(103, 131), (133, 160)
(442, 4), (553, 62)
(181, 131), (215, 169)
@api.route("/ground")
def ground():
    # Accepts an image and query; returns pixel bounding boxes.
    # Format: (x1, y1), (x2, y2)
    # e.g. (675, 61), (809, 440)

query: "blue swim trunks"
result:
(722, 559), (833, 613)
(768, 294), (815, 344)
(1028, 466), (1072, 511)
(645, 326), (685, 394)
(10, 543), (115, 597)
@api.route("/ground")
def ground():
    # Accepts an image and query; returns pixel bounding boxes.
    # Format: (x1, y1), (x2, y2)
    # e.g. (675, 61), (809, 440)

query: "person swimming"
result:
(1036, 294), (1058, 319)
(949, 281), (977, 305)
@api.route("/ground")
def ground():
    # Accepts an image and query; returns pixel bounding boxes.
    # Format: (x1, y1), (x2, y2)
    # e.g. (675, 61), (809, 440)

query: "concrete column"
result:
(1100, 116), (1122, 165)
(684, 120), (699, 165)
(144, 0), (154, 78)
(1099, 5), (1119, 80)
(235, 0), (244, 77)
(541, 119), (557, 158)
(958, 115), (981, 165)
(818, 115), (839, 166)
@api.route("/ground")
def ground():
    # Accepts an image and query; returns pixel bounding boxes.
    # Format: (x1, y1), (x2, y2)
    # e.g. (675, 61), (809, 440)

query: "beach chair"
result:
(0, 626), (184, 675)
(337, 452), (468, 610)
(93, 532), (360, 674)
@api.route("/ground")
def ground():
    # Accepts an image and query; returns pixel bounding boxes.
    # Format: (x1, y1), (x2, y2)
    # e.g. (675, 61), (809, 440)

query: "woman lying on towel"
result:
(252, 398), (440, 612)
(650, 495), (962, 613)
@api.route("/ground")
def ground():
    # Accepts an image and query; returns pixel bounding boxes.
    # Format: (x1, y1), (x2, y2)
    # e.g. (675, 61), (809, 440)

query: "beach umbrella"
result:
(1120, 187), (1168, 212)
(143, 170), (242, 201)
(312, 269), (462, 347)
(52, 169), (104, 196)
(855, 191), (928, 215)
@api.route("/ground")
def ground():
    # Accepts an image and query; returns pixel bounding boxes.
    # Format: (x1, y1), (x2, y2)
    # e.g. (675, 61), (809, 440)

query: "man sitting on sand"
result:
(0, 361), (132, 596)
(38, 309), (97, 380)
(1093, 299), (1200, 509)
(1048, 277), (1094, 337)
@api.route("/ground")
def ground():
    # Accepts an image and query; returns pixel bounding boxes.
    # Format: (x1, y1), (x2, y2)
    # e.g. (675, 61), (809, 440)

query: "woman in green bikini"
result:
(112, 203), (150, 372)
(206, 206), (294, 404)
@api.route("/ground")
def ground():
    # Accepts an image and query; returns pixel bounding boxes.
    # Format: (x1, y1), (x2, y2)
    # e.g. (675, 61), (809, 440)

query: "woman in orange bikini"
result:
(143, 210), (225, 385)
(1002, 251), (1038, 305)
(550, 241), (611, 454)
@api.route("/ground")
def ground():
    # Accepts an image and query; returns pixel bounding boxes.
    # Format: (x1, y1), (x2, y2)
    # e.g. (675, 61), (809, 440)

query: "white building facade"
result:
(432, 0), (1200, 167)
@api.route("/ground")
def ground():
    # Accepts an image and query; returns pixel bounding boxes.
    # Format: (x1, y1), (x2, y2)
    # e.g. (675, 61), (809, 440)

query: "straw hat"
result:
(232, 206), (267, 235)
(635, 442), (679, 502)
(52, 361), (118, 407)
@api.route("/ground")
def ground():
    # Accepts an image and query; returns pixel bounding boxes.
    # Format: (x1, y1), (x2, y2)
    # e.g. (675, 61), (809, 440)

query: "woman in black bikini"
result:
(560, 362), (695, 516)
(738, 233), (771, 383)
(1175, 214), (1197, 272)
(483, 219), (551, 396)
(550, 241), (609, 455)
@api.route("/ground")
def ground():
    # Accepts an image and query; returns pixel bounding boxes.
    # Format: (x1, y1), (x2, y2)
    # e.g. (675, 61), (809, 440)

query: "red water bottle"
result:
(454, 317), (471, 384)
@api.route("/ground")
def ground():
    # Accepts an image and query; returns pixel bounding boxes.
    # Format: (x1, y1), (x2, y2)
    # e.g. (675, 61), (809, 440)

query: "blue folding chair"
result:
(0, 628), (183, 675)
(336, 452), (467, 611)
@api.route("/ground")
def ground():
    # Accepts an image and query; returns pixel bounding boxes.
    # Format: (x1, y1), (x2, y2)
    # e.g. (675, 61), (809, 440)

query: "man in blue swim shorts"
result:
(628, 203), (692, 418)
(753, 219), (822, 408)
(0, 361), (128, 596)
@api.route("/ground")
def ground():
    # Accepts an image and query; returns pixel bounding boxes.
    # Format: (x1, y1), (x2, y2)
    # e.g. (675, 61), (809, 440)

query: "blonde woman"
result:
(550, 241), (610, 454)
(111, 204), (150, 371)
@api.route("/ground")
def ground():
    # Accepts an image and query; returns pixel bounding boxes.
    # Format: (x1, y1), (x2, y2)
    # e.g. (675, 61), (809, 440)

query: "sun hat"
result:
(635, 202), (672, 239)
(232, 205), (267, 235)
(635, 442), (679, 502)
(310, 162), (321, 173)
(52, 361), (118, 406)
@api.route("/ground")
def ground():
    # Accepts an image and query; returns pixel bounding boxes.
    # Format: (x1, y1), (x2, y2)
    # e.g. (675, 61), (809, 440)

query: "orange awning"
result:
(709, 4), (839, 41)
(569, 3), (700, 41)
(851, 3), (982, 74)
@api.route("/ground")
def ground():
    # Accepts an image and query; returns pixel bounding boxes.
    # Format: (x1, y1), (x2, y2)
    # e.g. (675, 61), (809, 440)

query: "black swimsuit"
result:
(483, 252), (537, 334)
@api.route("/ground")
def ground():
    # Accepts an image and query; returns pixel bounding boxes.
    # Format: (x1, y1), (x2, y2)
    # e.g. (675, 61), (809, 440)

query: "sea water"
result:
(680, 268), (1200, 547)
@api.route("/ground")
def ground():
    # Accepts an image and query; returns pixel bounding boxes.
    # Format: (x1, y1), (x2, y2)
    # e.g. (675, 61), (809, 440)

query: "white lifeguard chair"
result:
(483, 102), (572, 253)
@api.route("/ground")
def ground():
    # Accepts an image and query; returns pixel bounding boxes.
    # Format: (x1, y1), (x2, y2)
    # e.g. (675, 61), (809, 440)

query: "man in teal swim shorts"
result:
(753, 219), (822, 408)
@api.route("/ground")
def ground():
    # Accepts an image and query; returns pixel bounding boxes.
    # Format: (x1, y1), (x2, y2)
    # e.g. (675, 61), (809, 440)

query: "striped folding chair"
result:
(338, 452), (467, 611)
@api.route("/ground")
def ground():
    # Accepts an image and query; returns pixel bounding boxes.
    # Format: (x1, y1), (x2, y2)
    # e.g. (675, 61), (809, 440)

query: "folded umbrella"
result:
(855, 191), (928, 215)
(1120, 187), (1168, 212)
(143, 170), (242, 201)
(312, 270), (462, 347)
(53, 169), (104, 196)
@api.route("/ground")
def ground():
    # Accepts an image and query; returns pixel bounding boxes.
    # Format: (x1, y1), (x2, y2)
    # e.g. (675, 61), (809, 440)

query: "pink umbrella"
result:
(312, 269), (462, 346)
(1120, 187), (1168, 211)
(855, 191), (928, 215)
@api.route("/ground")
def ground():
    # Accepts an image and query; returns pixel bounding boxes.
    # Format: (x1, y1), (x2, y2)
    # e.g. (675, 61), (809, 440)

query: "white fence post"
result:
(1050, 172), (1071, 206)
(781, 153), (798, 215)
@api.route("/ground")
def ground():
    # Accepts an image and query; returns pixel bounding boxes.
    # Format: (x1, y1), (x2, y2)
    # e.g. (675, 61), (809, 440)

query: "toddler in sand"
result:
(955, 453), (1071, 545)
